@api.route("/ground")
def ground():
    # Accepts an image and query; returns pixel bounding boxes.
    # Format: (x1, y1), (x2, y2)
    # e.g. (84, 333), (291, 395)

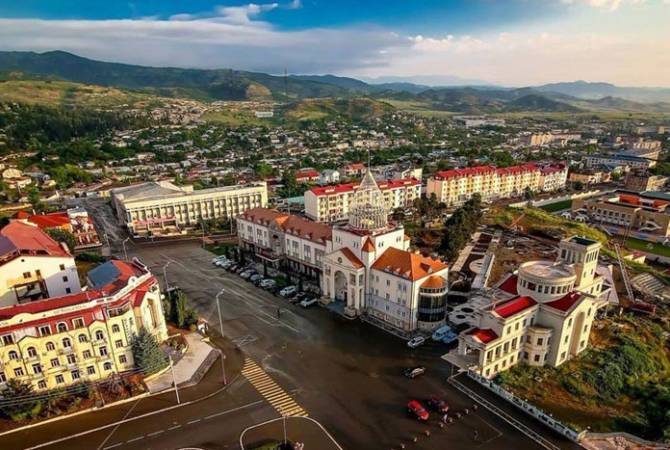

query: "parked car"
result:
(240, 270), (256, 280)
(227, 264), (238, 272)
(427, 396), (449, 414)
(432, 326), (458, 344)
(291, 292), (310, 304)
(407, 400), (429, 421)
(404, 366), (426, 379)
(300, 297), (318, 308)
(215, 259), (230, 267)
(407, 336), (426, 349)
(249, 274), (263, 283)
(259, 279), (276, 290)
(212, 256), (227, 264)
(279, 286), (297, 297)
(220, 260), (234, 269)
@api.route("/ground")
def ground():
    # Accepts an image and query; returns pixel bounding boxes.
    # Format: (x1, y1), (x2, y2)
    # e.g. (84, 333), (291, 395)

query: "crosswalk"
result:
(241, 358), (308, 417)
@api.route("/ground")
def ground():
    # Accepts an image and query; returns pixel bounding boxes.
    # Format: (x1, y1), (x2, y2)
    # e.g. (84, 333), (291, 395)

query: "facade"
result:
(523, 133), (581, 147)
(572, 191), (670, 236)
(112, 180), (267, 235)
(319, 170), (340, 185)
(320, 170), (449, 334)
(455, 236), (610, 379)
(295, 169), (320, 184)
(624, 170), (667, 192)
(426, 162), (567, 207)
(15, 207), (102, 252)
(568, 170), (608, 185)
(0, 259), (167, 391)
(453, 116), (506, 128)
(237, 208), (332, 278)
(0, 221), (81, 308)
(305, 178), (421, 223)
(584, 154), (656, 170)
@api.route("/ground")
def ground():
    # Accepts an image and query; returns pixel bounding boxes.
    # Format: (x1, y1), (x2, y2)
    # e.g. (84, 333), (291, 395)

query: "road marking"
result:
(167, 425), (181, 431)
(187, 419), (201, 425)
(102, 443), (123, 450)
(147, 430), (164, 437)
(96, 398), (142, 450)
(241, 358), (308, 417)
(126, 436), (144, 443)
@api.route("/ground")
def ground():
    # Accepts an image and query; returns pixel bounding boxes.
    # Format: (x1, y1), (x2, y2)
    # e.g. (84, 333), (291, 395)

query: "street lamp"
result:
(162, 260), (172, 291)
(122, 237), (130, 261)
(215, 288), (225, 336)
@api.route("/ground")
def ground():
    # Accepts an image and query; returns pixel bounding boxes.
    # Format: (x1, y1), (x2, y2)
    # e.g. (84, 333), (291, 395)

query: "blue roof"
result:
(87, 261), (120, 289)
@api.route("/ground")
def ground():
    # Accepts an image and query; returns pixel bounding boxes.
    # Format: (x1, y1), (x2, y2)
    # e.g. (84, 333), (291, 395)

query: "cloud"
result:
(560, 0), (650, 10)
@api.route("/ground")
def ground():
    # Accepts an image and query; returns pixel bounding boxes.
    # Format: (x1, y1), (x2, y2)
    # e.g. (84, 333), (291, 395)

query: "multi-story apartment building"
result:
(584, 153), (656, 170)
(0, 221), (82, 308)
(568, 169), (609, 186)
(454, 236), (610, 379)
(237, 208), (332, 278)
(453, 116), (506, 128)
(624, 170), (668, 192)
(112, 180), (267, 236)
(305, 178), (421, 223)
(572, 191), (670, 236)
(426, 163), (567, 207)
(523, 132), (581, 147)
(0, 258), (168, 391)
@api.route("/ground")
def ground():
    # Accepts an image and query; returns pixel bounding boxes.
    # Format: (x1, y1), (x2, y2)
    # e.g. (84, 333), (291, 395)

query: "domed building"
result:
(453, 235), (612, 379)
(321, 168), (449, 333)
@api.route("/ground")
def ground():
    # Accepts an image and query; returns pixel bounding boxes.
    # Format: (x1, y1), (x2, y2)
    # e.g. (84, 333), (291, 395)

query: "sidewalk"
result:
(147, 332), (217, 393)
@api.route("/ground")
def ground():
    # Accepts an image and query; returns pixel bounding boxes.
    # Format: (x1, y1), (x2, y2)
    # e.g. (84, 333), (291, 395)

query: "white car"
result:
(279, 286), (297, 297)
(407, 336), (426, 349)
(215, 258), (229, 267)
(300, 297), (318, 308)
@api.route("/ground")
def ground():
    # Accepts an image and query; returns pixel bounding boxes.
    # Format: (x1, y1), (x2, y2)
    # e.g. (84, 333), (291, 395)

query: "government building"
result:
(112, 180), (268, 236)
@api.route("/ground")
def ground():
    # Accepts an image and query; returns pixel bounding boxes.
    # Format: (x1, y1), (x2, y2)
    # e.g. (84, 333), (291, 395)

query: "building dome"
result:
(348, 170), (388, 231)
(517, 260), (576, 302)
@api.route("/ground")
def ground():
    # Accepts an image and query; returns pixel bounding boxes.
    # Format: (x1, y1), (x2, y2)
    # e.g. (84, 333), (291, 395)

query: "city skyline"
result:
(0, 0), (668, 87)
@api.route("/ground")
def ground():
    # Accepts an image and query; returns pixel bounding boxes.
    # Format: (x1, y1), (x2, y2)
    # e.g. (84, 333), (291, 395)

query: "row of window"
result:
(0, 358), (124, 387)
(520, 278), (572, 295)
(1, 324), (122, 350)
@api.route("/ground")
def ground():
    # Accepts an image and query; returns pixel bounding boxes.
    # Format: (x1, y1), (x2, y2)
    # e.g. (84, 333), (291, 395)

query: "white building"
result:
(305, 178), (421, 223)
(584, 154), (656, 170)
(319, 170), (341, 185)
(320, 170), (449, 334)
(452, 236), (611, 379)
(112, 180), (268, 235)
(0, 221), (81, 308)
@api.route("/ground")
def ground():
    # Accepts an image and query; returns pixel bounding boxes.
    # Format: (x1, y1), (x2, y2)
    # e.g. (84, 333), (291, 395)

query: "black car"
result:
(427, 396), (449, 413)
(404, 366), (426, 379)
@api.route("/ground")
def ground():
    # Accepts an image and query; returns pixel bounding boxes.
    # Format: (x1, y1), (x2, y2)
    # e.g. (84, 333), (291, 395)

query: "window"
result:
(1, 334), (14, 346)
(27, 346), (37, 357)
(115, 340), (123, 349)
(57, 322), (68, 333)
(95, 330), (105, 341)
(72, 318), (85, 329)
(111, 324), (120, 333)
(103, 362), (112, 371)
(55, 375), (65, 384)
(534, 354), (540, 362)
(66, 354), (76, 364)
(38, 380), (47, 390)
(50, 358), (60, 367)
(119, 355), (127, 364)
(66, 288), (72, 294)
(71, 370), (80, 380)
(59, 264), (66, 271)
(78, 334), (88, 343)
(99, 346), (108, 357)
(8, 350), (18, 360)
(32, 364), (42, 374)
(14, 368), (24, 377)
(560, 351), (566, 361)
(87, 366), (95, 375)
(62, 338), (72, 348)
(537, 338), (543, 346)
(82, 350), (92, 359)
(62, 276), (69, 283)
(39, 325), (51, 336)
(23, 271), (31, 279)
(46, 341), (55, 351)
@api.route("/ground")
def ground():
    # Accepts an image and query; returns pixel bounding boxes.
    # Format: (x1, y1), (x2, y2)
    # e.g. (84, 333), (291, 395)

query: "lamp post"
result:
(162, 260), (172, 291)
(122, 237), (130, 261)
(215, 288), (225, 336)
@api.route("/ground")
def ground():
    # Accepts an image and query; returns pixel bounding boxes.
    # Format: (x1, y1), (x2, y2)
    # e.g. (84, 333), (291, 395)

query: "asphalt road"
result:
(22, 199), (581, 450)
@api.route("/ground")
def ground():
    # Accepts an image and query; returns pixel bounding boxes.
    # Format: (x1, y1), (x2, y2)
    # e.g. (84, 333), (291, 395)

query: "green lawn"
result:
(539, 199), (573, 212)
(624, 236), (670, 258)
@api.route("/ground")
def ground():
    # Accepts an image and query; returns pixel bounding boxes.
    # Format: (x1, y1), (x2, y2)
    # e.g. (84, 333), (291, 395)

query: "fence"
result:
(466, 371), (586, 443)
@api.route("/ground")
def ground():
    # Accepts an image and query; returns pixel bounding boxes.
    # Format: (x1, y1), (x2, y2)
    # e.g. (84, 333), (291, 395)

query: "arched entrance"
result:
(334, 270), (348, 303)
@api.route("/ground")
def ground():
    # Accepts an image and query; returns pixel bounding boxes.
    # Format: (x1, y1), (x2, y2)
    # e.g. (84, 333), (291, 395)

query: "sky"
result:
(0, 0), (668, 87)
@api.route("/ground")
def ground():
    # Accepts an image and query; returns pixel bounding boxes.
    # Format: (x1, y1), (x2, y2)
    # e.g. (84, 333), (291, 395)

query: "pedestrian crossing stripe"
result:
(241, 358), (308, 417)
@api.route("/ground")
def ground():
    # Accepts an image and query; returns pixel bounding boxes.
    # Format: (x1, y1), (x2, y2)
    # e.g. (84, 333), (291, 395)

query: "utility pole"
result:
(162, 260), (172, 291)
(283, 414), (288, 445)
(169, 355), (180, 404)
(218, 349), (227, 385)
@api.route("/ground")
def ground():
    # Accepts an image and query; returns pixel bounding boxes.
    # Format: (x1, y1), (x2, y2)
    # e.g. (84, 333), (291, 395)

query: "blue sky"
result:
(0, 0), (668, 86)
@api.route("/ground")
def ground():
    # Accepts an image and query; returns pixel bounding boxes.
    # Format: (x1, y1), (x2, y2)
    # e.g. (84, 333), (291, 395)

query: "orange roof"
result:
(371, 247), (448, 281)
(239, 208), (289, 227)
(282, 215), (332, 243)
(0, 221), (70, 266)
(467, 328), (498, 344)
(340, 248), (364, 268)
(421, 275), (446, 289)
(362, 237), (375, 252)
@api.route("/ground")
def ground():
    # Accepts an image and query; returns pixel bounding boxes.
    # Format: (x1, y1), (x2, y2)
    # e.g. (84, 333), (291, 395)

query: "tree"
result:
(45, 228), (77, 253)
(439, 194), (483, 261)
(0, 379), (43, 420)
(524, 186), (534, 201)
(131, 328), (168, 376)
(170, 291), (188, 328)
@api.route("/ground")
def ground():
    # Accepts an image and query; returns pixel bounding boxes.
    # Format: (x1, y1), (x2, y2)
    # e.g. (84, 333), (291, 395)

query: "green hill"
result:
(283, 98), (394, 122)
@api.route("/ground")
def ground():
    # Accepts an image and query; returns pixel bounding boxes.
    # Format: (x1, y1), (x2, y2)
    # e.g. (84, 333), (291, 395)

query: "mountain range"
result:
(0, 51), (669, 114)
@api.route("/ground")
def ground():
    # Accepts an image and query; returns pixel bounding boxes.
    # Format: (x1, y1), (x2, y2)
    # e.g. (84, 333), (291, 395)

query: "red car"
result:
(427, 396), (449, 414)
(407, 400), (429, 421)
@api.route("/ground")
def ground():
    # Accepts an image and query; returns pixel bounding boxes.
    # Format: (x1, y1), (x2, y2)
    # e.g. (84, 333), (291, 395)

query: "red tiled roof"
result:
(0, 221), (70, 265)
(467, 328), (498, 344)
(361, 237), (375, 252)
(371, 247), (448, 281)
(544, 291), (582, 312)
(421, 275), (446, 289)
(344, 163), (365, 171)
(339, 248), (364, 268)
(239, 208), (289, 227)
(282, 215), (332, 243)
(26, 212), (70, 229)
(434, 163), (539, 181)
(0, 290), (103, 320)
(497, 274), (519, 295)
(493, 296), (537, 318)
(295, 169), (319, 179)
(309, 178), (420, 196)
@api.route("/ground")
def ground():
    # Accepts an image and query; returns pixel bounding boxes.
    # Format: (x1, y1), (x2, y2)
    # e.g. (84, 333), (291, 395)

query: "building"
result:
(523, 133), (581, 147)
(584, 154), (656, 170)
(572, 191), (670, 236)
(454, 236), (610, 379)
(237, 208), (332, 279)
(453, 116), (506, 128)
(341, 163), (366, 179)
(0, 259), (168, 391)
(426, 163), (567, 207)
(0, 221), (82, 308)
(320, 170), (449, 334)
(319, 170), (340, 185)
(294, 169), (320, 184)
(568, 170), (609, 186)
(624, 170), (667, 192)
(370, 164), (423, 182)
(305, 178), (421, 223)
(112, 180), (268, 236)
(14, 207), (102, 252)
